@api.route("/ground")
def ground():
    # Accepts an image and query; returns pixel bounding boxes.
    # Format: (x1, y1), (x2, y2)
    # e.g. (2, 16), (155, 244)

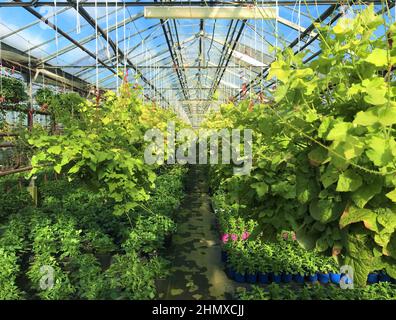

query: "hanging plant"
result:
(34, 88), (54, 111)
(0, 77), (28, 103)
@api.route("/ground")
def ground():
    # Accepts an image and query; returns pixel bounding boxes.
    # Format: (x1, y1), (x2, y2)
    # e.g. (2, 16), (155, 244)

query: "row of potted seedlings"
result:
(222, 238), (396, 285)
(212, 197), (396, 286)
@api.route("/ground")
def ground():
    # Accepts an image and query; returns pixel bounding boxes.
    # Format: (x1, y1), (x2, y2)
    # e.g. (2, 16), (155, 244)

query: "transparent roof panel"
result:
(1, 0), (393, 119)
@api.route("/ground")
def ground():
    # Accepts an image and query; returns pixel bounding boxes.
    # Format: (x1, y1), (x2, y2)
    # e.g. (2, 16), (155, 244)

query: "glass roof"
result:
(0, 0), (391, 123)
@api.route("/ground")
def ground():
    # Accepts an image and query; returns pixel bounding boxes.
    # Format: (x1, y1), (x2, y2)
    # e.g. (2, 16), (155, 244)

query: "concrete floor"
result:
(156, 166), (243, 300)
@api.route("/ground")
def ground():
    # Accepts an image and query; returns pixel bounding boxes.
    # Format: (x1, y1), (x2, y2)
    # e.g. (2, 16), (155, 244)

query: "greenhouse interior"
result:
(1, 0), (396, 303)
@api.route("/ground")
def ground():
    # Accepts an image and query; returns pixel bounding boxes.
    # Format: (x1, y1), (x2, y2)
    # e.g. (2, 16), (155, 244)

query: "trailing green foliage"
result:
(0, 77), (28, 103)
(28, 86), (156, 216)
(204, 5), (396, 287)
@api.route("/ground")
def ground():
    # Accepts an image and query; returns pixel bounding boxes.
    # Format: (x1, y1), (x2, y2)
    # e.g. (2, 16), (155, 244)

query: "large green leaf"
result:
(386, 189), (396, 203)
(336, 170), (362, 192)
(309, 199), (342, 224)
(308, 146), (329, 166)
(320, 165), (339, 188)
(251, 182), (269, 197)
(366, 136), (396, 166)
(351, 178), (382, 208)
(344, 230), (376, 287)
(339, 206), (379, 232)
(364, 48), (388, 67)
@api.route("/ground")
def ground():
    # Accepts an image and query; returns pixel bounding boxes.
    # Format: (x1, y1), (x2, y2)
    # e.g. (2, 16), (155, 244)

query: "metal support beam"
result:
(233, 3), (341, 100)
(66, 0), (169, 106)
(0, 1), (386, 7)
(144, 6), (277, 19)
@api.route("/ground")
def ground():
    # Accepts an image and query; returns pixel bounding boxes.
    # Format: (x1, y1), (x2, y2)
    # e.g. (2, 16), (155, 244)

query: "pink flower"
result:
(241, 231), (250, 240)
(231, 234), (238, 242)
(292, 232), (297, 241)
(221, 234), (229, 244)
(282, 232), (289, 240)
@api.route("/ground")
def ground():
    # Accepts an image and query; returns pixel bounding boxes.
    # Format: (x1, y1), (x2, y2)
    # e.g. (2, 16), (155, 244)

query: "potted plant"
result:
(292, 256), (306, 284)
(245, 242), (258, 284)
(317, 256), (333, 284)
(328, 258), (341, 284)
(281, 255), (293, 283)
(0, 77), (28, 103)
(305, 254), (319, 283)
(35, 88), (54, 111)
(270, 245), (283, 284)
(227, 243), (245, 283)
(257, 242), (273, 284)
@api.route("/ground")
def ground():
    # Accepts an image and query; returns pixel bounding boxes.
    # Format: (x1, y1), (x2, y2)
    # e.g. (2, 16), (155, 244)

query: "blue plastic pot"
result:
(221, 251), (228, 263)
(258, 273), (270, 284)
(379, 272), (391, 283)
(293, 274), (305, 284)
(272, 273), (282, 284)
(246, 273), (257, 284)
(282, 273), (293, 283)
(367, 273), (379, 284)
(318, 273), (330, 284)
(226, 267), (236, 279)
(234, 272), (246, 283)
(329, 273), (341, 284)
(307, 274), (318, 283)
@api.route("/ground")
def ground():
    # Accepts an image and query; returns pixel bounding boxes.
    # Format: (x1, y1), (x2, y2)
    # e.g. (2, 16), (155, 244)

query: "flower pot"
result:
(329, 273), (341, 284)
(226, 267), (236, 279)
(258, 273), (270, 284)
(246, 273), (257, 284)
(318, 273), (330, 284)
(378, 272), (391, 283)
(367, 273), (379, 284)
(221, 250), (228, 263)
(272, 273), (282, 284)
(282, 273), (293, 283)
(234, 272), (246, 283)
(307, 274), (318, 283)
(293, 274), (305, 284)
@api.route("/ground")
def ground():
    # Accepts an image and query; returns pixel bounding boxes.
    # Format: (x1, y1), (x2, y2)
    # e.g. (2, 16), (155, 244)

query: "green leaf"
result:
(336, 170), (362, 192)
(251, 182), (269, 197)
(48, 145), (62, 155)
(339, 206), (379, 232)
(308, 146), (329, 166)
(320, 165), (339, 188)
(351, 178), (382, 208)
(366, 136), (395, 167)
(354, 109), (378, 126)
(364, 48), (388, 67)
(326, 122), (351, 141)
(386, 189), (396, 202)
(54, 164), (62, 174)
(309, 199), (338, 223)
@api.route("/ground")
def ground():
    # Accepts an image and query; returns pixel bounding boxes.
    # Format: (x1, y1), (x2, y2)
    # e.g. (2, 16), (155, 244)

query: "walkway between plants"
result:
(156, 166), (237, 300)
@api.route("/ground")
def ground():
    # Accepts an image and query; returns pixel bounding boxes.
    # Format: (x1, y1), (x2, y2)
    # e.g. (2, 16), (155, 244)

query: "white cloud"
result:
(0, 23), (49, 52)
